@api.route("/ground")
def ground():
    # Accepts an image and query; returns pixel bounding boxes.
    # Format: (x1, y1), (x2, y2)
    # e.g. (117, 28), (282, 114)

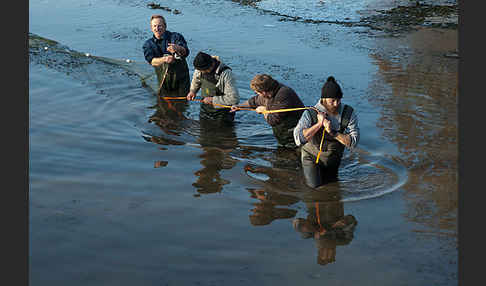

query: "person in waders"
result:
(186, 51), (240, 125)
(293, 76), (360, 188)
(231, 74), (305, 149)
(142, 14), (190, 97)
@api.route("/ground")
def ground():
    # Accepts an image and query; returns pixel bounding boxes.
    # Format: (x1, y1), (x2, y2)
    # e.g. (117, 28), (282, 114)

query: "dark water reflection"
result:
(367, 28), (458, 237)
(247, 188), (299, 226)
(192, 120), (239, 194)
(294, 189), (358, 266)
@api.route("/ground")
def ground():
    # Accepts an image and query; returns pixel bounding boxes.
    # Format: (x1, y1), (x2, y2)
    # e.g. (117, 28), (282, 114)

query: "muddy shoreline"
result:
(231, 0), (458, 35)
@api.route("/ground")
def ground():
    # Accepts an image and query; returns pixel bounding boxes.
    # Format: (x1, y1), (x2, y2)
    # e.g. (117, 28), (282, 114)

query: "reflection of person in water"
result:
(247, 189), (299, 226)
(192, 119), (239, 194)
(148, 96), (187, 136)
(292, 189), (358, 266)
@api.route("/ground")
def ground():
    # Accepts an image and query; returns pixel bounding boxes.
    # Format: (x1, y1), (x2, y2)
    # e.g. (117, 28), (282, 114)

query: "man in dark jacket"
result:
(142, 14), (190, 96)
(231, 74), (305, 148)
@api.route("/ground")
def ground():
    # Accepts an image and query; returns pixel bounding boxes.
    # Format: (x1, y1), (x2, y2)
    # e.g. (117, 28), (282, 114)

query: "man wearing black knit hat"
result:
(293, 76), (360, 188)
(187, 51), (240, 124)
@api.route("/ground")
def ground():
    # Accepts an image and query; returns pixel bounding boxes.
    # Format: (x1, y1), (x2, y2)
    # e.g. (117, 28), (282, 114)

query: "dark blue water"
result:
(29, 0), (457, 285)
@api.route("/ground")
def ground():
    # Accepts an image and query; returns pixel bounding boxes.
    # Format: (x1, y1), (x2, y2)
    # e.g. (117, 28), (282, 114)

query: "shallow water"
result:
(29, 0), (457, 285)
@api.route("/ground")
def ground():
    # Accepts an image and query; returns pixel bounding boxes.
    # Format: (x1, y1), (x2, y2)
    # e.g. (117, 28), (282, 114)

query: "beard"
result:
(322, 100), (340, 115)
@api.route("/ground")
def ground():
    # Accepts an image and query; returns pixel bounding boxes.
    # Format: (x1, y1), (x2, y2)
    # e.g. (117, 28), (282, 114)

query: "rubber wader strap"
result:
(340, 104), (353, 132)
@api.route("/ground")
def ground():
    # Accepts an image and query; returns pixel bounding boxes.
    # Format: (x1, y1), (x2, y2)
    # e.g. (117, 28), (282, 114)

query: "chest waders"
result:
(199, 66), (235, 123)
(153, 39), (189, 94)
(301, 104), (354, 187)
(271, 112), (302, 148)
(302, 104), (354, 165)
(154, 58), (189, 92)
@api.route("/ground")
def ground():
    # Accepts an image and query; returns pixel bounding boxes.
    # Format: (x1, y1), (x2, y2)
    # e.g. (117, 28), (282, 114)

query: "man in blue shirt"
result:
(143, 14), (190, 96)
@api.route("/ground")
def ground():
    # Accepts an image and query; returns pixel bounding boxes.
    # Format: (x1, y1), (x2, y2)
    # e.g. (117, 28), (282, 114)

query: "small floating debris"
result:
(263, 24), (275, 27)
(444, 51), (459, 59)
(147, 2), (172, 12)
(44, 46), (48, 50)
(154, 160), (168, 168)
(85, 53), (90, 57)
(173, 9), (181, 14)
(126, 59), (131, 63)
(244, 165), (270, 181)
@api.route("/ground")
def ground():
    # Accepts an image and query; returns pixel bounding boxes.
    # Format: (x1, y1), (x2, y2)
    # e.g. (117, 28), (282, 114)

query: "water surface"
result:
(29, 0), (457, 285)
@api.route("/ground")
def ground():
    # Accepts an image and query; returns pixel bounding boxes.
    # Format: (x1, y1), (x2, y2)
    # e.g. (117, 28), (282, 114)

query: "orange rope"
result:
(315, 202), (325, 234)
(261, 107), (315, 114)
(315, 131), (325, 164)
(156, 68), (179, 113)
(161, 96), (327, 164)
(160, 96), (187, 100)
(160, 98), (320, 115)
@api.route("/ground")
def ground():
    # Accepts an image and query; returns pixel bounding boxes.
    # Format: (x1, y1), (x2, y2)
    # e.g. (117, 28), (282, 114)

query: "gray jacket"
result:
(189, 56), (240, 108)
(293, 99), (360, 150)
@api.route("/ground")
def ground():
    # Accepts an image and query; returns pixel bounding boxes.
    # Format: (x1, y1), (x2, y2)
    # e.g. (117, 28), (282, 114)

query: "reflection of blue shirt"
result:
(142, 31), (190, 64)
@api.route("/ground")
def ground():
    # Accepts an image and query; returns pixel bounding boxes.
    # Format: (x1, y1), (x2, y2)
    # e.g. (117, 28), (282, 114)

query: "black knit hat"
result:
(321, 76), (343, 99)
(193, 51), (213, 70)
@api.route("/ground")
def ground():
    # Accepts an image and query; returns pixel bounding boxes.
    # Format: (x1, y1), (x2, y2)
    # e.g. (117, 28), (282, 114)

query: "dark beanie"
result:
(193, 52), (213, 70)
(321, 76), (343, 99)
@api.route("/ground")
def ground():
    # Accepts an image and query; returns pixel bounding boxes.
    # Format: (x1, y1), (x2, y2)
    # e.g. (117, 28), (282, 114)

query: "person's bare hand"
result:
(323, 118), (332, 133)
(186, 91), (196, 101)
(255, 106), (267, 114)
(167, 43), (185, 56)
(167, 43), (177, 54)
(202, 97), (213, 104)
(164, 55), (175, 64)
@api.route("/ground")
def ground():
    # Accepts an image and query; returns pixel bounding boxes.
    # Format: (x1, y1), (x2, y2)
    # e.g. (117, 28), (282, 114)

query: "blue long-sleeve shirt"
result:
(142, 31), (190, 64)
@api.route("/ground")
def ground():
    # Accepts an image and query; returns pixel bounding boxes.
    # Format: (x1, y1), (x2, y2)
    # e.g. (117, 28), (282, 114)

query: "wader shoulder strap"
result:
(339, 104), (354, 133)
(216, 65), (231, 76)
(201, 63), (230, 84)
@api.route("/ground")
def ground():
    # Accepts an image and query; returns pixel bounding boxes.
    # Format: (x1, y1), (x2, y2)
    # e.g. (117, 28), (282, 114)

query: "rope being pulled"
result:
(161, 97), (325, 163)
(161, 96), (254, 110)
(161, 97), (317, 113)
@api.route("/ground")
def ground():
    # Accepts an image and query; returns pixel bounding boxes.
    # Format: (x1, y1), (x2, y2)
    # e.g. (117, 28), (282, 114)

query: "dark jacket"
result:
(248, 83), (305, 147)
(142, 31), (190, 64)
(248, 83), (304, 126)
